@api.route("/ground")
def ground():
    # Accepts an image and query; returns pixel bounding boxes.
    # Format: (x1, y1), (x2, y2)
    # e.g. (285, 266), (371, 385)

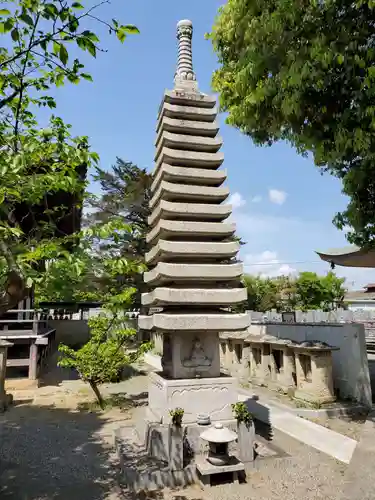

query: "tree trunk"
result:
(0, 239), (27, 317)
(88, 379), (105, 409)
(0, 271), (28, 317)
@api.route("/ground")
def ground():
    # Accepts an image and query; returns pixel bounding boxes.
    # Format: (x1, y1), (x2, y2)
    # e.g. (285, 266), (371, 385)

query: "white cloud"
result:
(244, 250), (297, 278)
(251, 195), (262, 203)
(228, 192), (246, 210)
(228, 198), (375, 289)
(269, 188), (287, 205)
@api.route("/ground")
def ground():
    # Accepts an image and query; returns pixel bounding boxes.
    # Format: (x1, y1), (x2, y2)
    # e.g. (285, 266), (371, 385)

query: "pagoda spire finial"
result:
(174, 19), (198, 91)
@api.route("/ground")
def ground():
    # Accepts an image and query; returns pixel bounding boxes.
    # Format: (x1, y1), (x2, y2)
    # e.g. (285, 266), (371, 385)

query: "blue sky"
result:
(41, 0), (373, 289)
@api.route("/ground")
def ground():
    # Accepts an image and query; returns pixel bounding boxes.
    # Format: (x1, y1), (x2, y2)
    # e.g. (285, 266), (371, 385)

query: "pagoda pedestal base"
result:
(148, 371), (237, 424)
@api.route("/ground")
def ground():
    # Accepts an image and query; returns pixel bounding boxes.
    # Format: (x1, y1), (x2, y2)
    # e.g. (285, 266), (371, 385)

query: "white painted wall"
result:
(248, 322), (372, 408)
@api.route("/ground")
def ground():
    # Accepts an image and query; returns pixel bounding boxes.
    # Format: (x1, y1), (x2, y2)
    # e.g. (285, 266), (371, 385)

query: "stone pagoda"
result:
(139, 19), (250, 425)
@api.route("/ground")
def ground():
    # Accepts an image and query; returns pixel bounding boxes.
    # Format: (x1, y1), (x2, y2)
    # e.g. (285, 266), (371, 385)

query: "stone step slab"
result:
(157, 116), (219, 137)
(141, 287), (247, 307)
(148, 200), (232, 226)
(146, 219), (235, 245)
(155, 131), (223, 155)
(151, 164), (227, 193)
(144, 262), (243, 285)
(158, 102), (217, 123)
(149, 180), (229, 208)
(155, 147), (224, 170)
(164, 89), (216, 108)
(138, 312), (250, 331)
(145, 239), (240, 265)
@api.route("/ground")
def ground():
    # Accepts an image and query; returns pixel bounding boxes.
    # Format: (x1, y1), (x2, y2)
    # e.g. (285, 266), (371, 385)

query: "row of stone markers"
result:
(220, 332), (338, 405)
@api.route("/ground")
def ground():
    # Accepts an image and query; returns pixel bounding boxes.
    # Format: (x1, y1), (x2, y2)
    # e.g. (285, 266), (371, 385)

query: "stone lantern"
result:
(200, 422), (237, 466)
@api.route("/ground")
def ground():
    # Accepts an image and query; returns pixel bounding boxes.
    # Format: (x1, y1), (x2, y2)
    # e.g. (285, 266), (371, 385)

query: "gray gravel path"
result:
(0, 362), (348, 500)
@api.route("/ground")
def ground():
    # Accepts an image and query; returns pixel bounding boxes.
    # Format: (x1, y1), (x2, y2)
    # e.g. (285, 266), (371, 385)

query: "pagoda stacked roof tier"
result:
(139, 86), (249, 332)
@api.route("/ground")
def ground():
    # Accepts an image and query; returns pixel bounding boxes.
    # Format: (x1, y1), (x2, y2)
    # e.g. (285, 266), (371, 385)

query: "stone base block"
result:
(114, 426), (197, 492)
(294, 389), (336, 406)
(148, 371), (237, 424)
(195, 455), (245, 487)
(137, 409), (238, 462)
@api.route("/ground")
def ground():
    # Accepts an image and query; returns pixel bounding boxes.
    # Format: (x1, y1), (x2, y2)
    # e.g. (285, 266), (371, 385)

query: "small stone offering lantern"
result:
(200, 422), (238, 466)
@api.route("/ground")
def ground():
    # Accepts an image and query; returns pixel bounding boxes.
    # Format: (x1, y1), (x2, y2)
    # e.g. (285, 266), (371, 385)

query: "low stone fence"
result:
(220, 322), (372, 408)
(247, 309), (375, 346)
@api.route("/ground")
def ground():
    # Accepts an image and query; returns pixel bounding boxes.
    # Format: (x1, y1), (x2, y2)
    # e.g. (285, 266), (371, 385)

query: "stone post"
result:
(168, 425), (184, 471)
(0, 340), (13, 411)
(294, 344), (338, 405)
(281, 345), (296, 392)
(237, 421), (255, 463)
(29, 341), (38, 380)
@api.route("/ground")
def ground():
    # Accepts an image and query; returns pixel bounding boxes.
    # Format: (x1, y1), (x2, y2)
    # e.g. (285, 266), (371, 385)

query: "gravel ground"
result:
(0, 361), (348, 500)
(160, 427), (347, 500)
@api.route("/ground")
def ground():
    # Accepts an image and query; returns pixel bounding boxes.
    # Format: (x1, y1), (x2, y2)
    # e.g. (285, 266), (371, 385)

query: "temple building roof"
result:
(344, 283), (375, 301)
(316, 245), (375, 268)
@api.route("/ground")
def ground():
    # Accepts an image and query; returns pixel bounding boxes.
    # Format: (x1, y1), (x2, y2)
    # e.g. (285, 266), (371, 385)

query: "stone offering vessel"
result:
(139, 19), (250, 425)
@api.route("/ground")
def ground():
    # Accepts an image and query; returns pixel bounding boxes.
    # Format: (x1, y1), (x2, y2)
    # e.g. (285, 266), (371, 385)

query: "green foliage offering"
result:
(209, 0), (375, 246)
(240, 271), (346, 312)
(0, 0), (139, 313)
(58, 305), (139, 408)
(231, 402), (253, 428)
(169, 407), (184, 427)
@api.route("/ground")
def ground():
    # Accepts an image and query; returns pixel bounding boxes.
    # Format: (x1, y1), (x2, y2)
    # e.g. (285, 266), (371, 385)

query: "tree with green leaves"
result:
(209, 0), (375, 247)
(50, 218), (150, 406)
(87, 158), (152, 260)
(0, 0), (139, 314)
(241, 275), (282, 312)
(294, 271), (346, 311)
(241, 271), (346, 311)
(58, 279), (150, 408)
(87, 158), (152, 307)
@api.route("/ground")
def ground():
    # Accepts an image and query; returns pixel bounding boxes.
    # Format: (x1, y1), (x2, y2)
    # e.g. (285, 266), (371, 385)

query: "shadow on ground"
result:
(76, 391), (148, 413)
(0, 402), (125, 500)
(0, 401), (201, 500)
